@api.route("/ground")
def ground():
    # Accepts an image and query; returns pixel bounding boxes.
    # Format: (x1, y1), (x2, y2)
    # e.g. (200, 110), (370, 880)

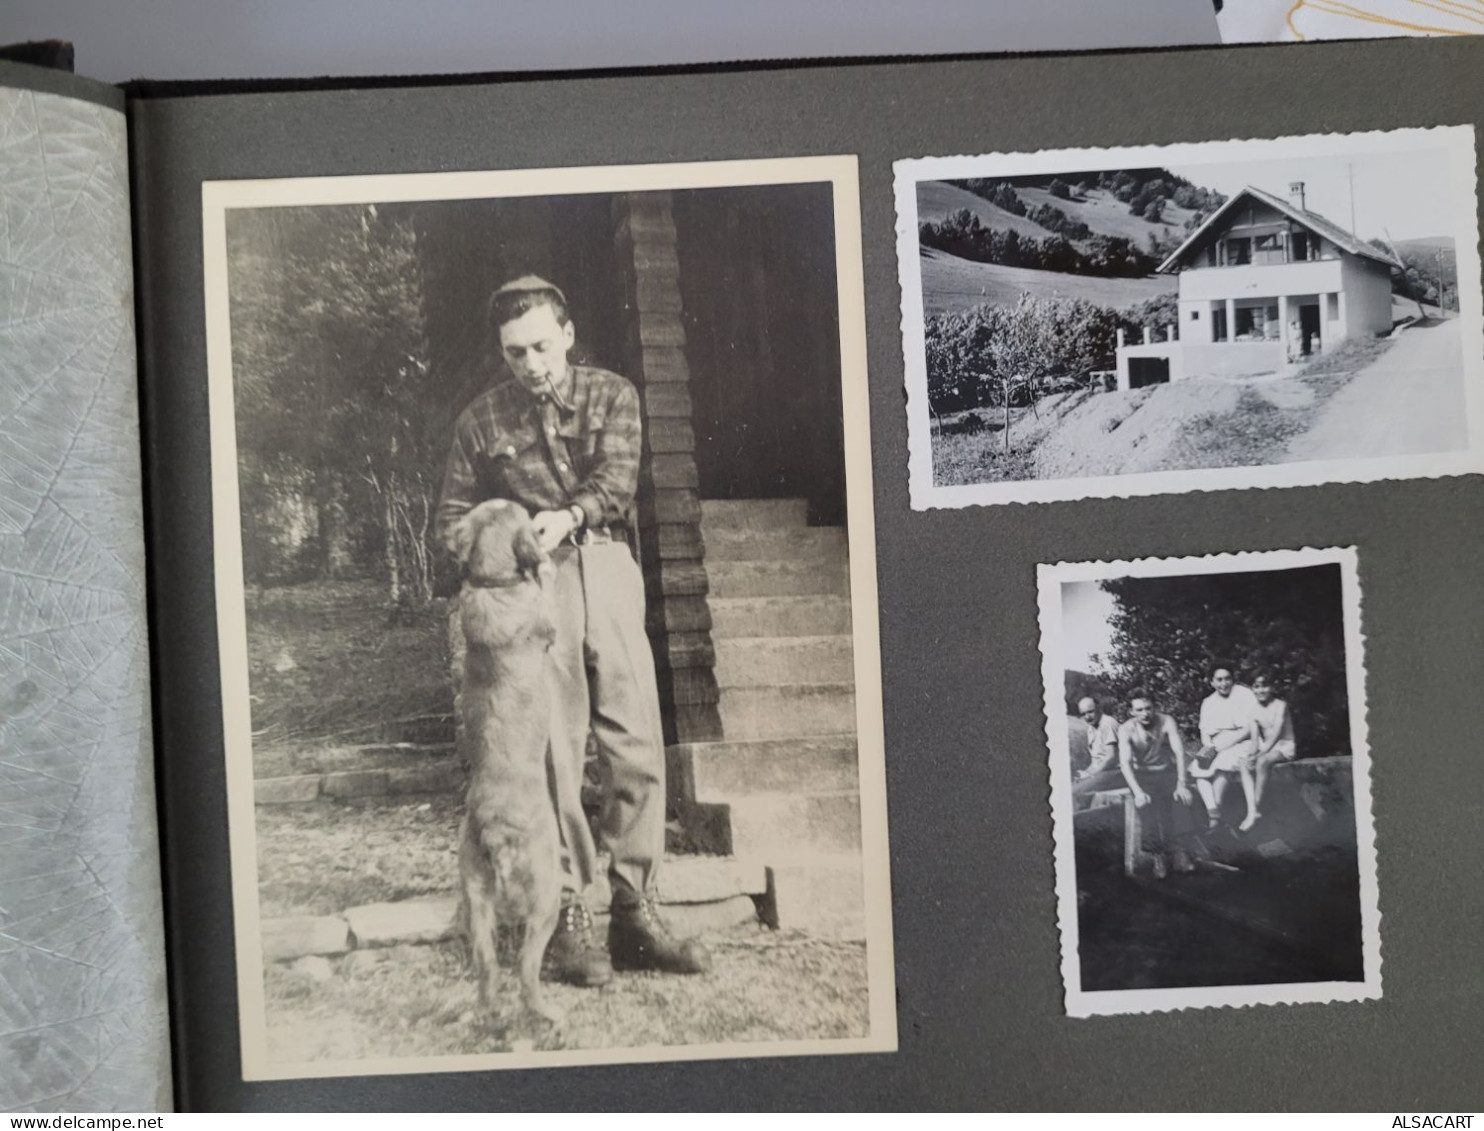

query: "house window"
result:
(1291, 231), (1310, 261)
(1190, 309), (1200, 320)
(1226, 237), (1252, 265)
(1254, 233), (1284, 265)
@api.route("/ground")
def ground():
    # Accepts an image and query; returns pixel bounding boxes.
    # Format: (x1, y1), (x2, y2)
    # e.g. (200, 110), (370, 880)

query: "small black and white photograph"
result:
(895, 126), (1484, 508)
(200, 157), (893, 1079)
(1037, 547), (1381, 1016)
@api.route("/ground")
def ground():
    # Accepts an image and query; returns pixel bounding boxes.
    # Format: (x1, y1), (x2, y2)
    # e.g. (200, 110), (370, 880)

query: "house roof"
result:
(1157, 184), (1403, 273)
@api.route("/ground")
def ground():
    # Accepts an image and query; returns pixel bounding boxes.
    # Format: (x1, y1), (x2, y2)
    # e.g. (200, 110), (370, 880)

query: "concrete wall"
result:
(1341, 255), (1396, 338)
(1180, 341), (1285, 377)
(1180, 298), (1214, 343)
(1116, 340), (1286, 387)
(1115, 341), (1183, 389)
(1178, 258), (1344, 303)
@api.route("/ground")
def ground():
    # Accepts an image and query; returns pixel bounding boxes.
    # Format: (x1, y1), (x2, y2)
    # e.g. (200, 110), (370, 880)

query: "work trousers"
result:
(450, 540), (665, 902)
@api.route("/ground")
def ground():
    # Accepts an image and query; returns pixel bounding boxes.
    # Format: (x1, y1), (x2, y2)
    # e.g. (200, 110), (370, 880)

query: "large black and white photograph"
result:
(200, 158), (892, 1079)
(895, 127), (1484, 508)
(1038, 548), (1380, 1016)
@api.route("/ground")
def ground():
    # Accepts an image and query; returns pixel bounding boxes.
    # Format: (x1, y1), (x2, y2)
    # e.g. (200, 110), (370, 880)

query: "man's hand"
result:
(1134, 789), (1151, 808)
(1174, 783), (1192, 806)
(531, 508), (579, 553)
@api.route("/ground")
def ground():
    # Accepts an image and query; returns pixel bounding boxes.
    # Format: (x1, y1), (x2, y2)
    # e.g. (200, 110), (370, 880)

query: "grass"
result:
(1016, 185), (1200, 245)
(921, 248), (1175, 318)
(1167, 390), (1308, 470)
(931, 412), (1039, 486)
(266, 925), (870, 1062)
(916, 179), (1055, 240)
(246, 579), (452, 748)
(1290, 333), (1395, 381)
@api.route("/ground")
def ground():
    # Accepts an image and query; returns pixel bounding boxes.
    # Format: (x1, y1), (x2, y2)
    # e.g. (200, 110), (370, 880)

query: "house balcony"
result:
(1177, 258), (1344, 302)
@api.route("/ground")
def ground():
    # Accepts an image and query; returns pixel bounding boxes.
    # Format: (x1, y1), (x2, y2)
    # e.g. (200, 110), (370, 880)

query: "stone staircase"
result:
(667, 498), (866, 938)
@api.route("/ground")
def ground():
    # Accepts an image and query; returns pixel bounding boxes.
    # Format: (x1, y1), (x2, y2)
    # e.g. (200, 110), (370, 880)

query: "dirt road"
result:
(1286, 318), (1470, 462)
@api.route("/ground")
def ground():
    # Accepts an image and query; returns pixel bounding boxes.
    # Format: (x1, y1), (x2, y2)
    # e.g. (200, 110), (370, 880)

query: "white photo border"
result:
(200, 156), (896, 1080)
(894, 126), (1484, 509)
(1036, 546), (1382, 1017)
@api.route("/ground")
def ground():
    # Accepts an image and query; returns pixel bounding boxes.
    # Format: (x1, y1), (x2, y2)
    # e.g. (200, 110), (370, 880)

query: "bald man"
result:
(1072, 696), (1124, 799)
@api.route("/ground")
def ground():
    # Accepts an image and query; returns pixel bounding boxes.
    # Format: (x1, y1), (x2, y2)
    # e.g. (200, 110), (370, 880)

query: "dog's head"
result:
(452, 500), (548, 587)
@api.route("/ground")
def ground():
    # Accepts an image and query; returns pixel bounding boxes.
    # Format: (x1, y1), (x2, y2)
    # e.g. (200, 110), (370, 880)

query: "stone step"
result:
(370, 713), (455, 746)
(708, 595), (854, 639)
(255, 759), (464, 805)
(701, 497), (808, 530)
(728, 792), (862, 858)
(717, 683), (857, 741)
(702, 526), (848, 563)
(260, 854), (766, 960)
(705, 559), (850, 600)
(589, 854), (767, 908)
(670, 735), (859, 804)
(713, 635), (856, 688)
(308, 743), (455, 772)
(764, 853), (867, 941)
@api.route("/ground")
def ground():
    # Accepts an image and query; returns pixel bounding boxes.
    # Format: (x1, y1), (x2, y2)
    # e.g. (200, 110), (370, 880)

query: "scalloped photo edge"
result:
(1036, 546), (1382, 1017)
(894, 126), (1484, 509)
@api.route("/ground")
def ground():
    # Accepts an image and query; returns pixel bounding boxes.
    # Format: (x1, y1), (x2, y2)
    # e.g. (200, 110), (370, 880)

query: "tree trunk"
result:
(383, 485), (403, 608)
(311, 461), (335, 580)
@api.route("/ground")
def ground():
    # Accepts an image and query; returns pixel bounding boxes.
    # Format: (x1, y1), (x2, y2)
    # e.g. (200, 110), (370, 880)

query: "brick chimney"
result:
(1289, 181), (1307, 211)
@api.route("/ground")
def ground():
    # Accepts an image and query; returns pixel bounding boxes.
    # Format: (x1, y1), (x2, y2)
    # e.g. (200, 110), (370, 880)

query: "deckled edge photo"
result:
(894, 126), (1484, 509)
(1037, 547), (1382, 1017)
(199, 155), (896, 1080)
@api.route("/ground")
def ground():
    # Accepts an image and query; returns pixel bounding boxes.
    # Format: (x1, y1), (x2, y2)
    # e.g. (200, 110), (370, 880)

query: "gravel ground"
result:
(266, 925), (870, 1063)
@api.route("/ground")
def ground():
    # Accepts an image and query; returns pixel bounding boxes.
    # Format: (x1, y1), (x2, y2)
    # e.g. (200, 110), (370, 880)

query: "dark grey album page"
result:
(130, 37), (1484, 1110)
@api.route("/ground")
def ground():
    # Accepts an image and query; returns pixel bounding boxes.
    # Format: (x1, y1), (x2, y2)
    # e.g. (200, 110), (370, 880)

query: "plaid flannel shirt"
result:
(436, 364), (642, 553)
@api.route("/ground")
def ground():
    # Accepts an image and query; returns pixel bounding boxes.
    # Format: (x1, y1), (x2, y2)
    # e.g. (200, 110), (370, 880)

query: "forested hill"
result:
(917, 169), (1228, 280)
(1391, 237), (1459, 311)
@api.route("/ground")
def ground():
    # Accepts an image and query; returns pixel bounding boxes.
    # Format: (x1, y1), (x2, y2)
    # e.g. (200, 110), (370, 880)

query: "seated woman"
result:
(1192, 666), (1260, 833)
(1251, 672), (1297, 814)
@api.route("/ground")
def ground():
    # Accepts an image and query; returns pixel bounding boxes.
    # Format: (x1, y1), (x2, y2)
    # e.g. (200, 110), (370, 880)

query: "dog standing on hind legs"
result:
(451, 499), (564, 1025)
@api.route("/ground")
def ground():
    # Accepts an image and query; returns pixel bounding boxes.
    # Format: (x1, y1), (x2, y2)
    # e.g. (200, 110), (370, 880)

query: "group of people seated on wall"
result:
(1068, 666), (1297, 879)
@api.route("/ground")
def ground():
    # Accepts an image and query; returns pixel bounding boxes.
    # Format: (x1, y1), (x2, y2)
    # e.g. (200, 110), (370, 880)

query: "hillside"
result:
(1393, 236), (1457, 283)
(1016, 184), (1198, 247)
(920, 247), (1175, 318)
(916, 180), (1052, 241)
(922, 179), (1205, 252)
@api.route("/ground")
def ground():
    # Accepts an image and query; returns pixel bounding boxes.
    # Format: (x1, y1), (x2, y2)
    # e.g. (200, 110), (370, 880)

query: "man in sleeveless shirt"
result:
(1116, 691), (1194, 878)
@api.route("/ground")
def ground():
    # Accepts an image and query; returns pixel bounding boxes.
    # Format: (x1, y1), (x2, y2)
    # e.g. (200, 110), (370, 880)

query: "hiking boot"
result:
(609, 893), (712, 975)
(542, 897), (613, 987)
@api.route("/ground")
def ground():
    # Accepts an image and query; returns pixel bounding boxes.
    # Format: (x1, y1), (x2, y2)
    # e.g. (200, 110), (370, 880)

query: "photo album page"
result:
(124, 34), (1484, 1109)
